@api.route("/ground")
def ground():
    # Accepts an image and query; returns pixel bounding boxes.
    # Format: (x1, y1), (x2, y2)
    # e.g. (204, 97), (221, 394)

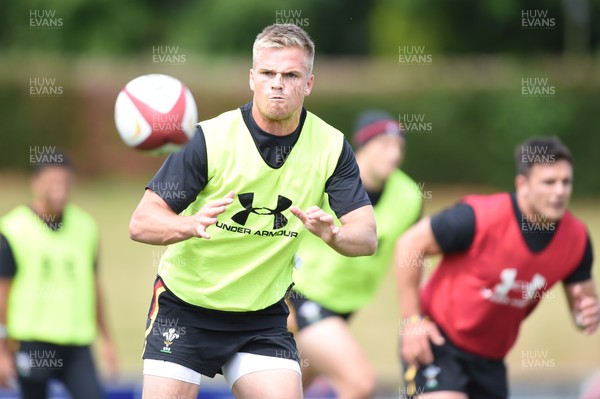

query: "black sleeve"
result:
(325, 139), (371, 218)
(0, 234), (17, 278)
(146, 127), (208, 214)
(430, 203), (476, 253)
(563, 236), (593, 284)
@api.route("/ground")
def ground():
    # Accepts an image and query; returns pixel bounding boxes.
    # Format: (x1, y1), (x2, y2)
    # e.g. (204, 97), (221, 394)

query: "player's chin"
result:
(264, 106), (291, 121)
(545, 206), (566, 222)
(48, 199), (67, 213)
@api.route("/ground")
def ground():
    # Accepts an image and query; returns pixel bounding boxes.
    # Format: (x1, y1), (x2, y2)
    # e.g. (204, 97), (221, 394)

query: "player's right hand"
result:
(399, 316), (445, 367)
(0, 346), (16, 388)
(192, 191), (235, 239)
(571, 283), (600, 335)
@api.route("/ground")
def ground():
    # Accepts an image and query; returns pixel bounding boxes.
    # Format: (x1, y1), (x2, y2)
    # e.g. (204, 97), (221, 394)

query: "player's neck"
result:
(356, 154), (386, 192)
(515, 192), (550, 224)
(359, 169), (385, 192)
(515, 192), (533, 218)
(251, 104), (300, 136)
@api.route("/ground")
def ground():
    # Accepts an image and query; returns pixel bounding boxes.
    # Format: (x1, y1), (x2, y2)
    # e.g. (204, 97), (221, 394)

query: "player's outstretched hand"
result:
(290, 205), (340, 243)
(0, 347), (16, 388)
(399, 317), (445, 367)
(571, 284), (600, 335)
(193, 192), (235, 239)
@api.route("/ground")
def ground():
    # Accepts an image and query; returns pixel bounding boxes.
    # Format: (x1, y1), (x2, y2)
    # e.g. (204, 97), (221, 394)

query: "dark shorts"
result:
(288, 289), (353, 332)
(142, 276), (299, 378)
(14, 341), (103, 399)
(401, 332), (508, 399)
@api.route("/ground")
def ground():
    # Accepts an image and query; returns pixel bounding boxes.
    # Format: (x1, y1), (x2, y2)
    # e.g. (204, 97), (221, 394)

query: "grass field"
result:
(1, 174), (599, 395)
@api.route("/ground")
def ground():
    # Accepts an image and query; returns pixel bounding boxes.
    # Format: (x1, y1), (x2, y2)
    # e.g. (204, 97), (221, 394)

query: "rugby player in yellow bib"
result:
(289, 111), (422, 398)
(129, 24), (377, 399)
(0, 156), (118, 399)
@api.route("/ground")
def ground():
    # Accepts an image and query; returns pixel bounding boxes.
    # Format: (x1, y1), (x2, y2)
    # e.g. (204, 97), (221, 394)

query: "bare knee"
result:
(142, 375), (199, 399)
(232, 369), (302, 399)
(337, 364), (376, 399)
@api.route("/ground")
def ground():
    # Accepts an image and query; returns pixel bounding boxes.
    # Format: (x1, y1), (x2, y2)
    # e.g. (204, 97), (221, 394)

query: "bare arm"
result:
(95, 279), (110, 340)
(0, 278), (15, 387)
(564, 279), (600, 335)
(395, 217), (445, 366)
(129, 189), (234, 245)
(290, 204), (377, 256)
(396, 217), (441, 317)
(0, 278), (9, 344)
(95, 277), (119, 380)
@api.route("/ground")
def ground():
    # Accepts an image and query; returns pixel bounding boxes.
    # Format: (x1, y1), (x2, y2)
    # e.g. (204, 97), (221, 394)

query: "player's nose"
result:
(271, 73), (284, 89)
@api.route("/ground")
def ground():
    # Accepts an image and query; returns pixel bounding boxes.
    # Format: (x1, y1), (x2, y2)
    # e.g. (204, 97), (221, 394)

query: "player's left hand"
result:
(290, 205), (339, 243)
(572, 284), (600, 335)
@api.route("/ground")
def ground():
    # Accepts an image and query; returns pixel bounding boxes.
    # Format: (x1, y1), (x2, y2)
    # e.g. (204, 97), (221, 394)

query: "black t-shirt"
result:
(0, 234), (16, 277)
(147, 102), (371, 218)
(430, 193), (593, 284)
(366, 188), (383, 208)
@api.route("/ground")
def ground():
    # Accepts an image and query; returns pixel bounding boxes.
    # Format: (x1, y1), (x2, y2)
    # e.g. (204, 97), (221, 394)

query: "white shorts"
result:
(143, 352), (301, 388)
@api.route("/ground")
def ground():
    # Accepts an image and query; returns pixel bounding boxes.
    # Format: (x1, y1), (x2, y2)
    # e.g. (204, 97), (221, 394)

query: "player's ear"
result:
(249, 69), (255, 91)
(304, 74), (314, 96)
(515, 173), (528, 194)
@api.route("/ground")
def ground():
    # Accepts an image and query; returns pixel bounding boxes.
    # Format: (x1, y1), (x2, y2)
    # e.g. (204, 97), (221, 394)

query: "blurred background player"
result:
(289, 110), (422, 398)
(396, 137), (598, 399)
(0, 155), (118, 399)
(129, 24), (377, 399)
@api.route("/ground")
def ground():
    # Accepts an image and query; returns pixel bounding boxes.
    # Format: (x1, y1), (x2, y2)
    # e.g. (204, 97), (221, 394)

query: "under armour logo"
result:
(481, 268), (547, 308)
(231, 193), (292, 229)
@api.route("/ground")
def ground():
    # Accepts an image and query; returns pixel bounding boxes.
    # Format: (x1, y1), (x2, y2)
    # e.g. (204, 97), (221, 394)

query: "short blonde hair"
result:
(253, 23), (315, 75)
